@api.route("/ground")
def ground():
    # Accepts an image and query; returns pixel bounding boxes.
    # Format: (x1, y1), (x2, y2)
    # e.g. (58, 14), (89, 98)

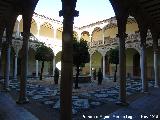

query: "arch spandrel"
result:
(39, 22), (54, 38)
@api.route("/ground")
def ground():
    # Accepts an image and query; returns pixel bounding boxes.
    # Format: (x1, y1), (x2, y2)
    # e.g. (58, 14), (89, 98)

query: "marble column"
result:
(138, 26), (148, 93)
(17, 14), (32, 104)
(102, 55), (105, 79)
(36, 60), (38, 77)
(154, 50), (159, 87)
(116, 13), (128, 105)
(4, 43), (11, 91)
(117, 33), (127, 105)
(59, 1), (79, 119)
(14, 51), (18, 79)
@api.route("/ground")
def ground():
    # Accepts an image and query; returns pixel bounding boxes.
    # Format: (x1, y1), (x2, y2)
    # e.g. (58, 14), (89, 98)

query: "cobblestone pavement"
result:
(6, 78), (155, 115)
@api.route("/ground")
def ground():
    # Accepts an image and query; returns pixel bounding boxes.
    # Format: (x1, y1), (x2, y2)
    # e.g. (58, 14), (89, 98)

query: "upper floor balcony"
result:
(88, 31), (154, 48)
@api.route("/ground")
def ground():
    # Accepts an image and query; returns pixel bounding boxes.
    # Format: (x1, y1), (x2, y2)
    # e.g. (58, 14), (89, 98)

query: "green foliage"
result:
(35, 42), (54, 61)
(73, 38), (90, 67)
(109, 48), (119, 65)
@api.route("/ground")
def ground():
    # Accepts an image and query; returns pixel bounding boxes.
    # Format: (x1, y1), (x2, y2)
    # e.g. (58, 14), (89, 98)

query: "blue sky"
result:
(35, 0), (115, 27)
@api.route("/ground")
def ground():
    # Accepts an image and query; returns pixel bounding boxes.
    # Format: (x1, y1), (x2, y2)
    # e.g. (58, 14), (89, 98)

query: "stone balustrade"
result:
(88, 32), (156, 48)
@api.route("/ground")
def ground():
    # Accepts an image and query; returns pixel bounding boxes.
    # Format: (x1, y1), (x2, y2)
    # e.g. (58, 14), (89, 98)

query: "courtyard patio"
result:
(0, 77), (156, 120)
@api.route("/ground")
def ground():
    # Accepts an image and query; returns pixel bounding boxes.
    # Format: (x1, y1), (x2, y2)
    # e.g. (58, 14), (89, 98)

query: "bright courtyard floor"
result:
(0, 78), (159, 120)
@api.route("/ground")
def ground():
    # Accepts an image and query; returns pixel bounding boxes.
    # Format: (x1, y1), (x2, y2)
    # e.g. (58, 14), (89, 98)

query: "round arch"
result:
(92, 27), (103, 41)
(91, 51), (102, 71)
(81, 31), (90, 41)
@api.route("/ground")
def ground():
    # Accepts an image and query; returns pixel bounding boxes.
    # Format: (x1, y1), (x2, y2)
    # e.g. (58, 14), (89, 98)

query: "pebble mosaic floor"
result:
(7, 79), (154, 114)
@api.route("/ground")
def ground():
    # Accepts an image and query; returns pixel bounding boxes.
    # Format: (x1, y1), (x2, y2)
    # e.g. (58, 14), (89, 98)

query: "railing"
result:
(88, 32), (154, 48)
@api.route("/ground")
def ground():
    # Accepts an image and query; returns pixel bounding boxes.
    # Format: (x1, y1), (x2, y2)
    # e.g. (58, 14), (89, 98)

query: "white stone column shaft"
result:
(36, 60), (38, 77)
(5, 45), (11, 90)
(154, 51), (159, 87)
(14, 52), (18, 79)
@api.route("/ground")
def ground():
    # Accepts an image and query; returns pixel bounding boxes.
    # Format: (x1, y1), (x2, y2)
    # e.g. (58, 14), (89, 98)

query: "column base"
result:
(115, 101), (129, 106)
(16, 97), (29, 104)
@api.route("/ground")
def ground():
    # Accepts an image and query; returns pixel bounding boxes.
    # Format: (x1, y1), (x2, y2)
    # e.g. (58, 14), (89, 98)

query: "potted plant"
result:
(54, 67), (59, 84)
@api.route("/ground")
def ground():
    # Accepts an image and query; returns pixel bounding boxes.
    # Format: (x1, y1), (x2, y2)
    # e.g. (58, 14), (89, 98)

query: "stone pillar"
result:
(140, 44), (147, 92)
(4, 15), (17, 91)
(59, 1), (79, 119)
(116, 13), (128, 105)
(0, 20), (5, 80)
(151, 33), (159, 88)
(154, 50), (159, 87)
(14, 51), (18, 79)
(90, 54), (92, 76)
(102, 55), (105, 79)
(17, 13), (32, 104)
(116, 33), (128, 105)
(4, 43), (11, 91)
(139, 28), (148, 93)
(36, 60), (38, 77)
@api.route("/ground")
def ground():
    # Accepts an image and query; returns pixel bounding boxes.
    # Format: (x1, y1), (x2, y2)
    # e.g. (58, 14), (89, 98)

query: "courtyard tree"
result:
(109, 48), (119, 82)
(73, 37), (90, 89)
(35, 42), (54, 80)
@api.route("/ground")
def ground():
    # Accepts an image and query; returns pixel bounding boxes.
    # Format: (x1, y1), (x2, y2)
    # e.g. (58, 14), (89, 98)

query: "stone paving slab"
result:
(7, 79), (155, 115)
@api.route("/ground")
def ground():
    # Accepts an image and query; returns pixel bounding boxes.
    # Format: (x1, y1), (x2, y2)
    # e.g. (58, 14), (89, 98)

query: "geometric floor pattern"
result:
(8, 79), (155, 114)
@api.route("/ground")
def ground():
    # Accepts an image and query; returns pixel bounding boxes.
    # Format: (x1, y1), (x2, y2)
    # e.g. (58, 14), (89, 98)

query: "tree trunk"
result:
(75, 65), (80, 89)
(40, 61), (44, 80)
(114, 64), (117, 82)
